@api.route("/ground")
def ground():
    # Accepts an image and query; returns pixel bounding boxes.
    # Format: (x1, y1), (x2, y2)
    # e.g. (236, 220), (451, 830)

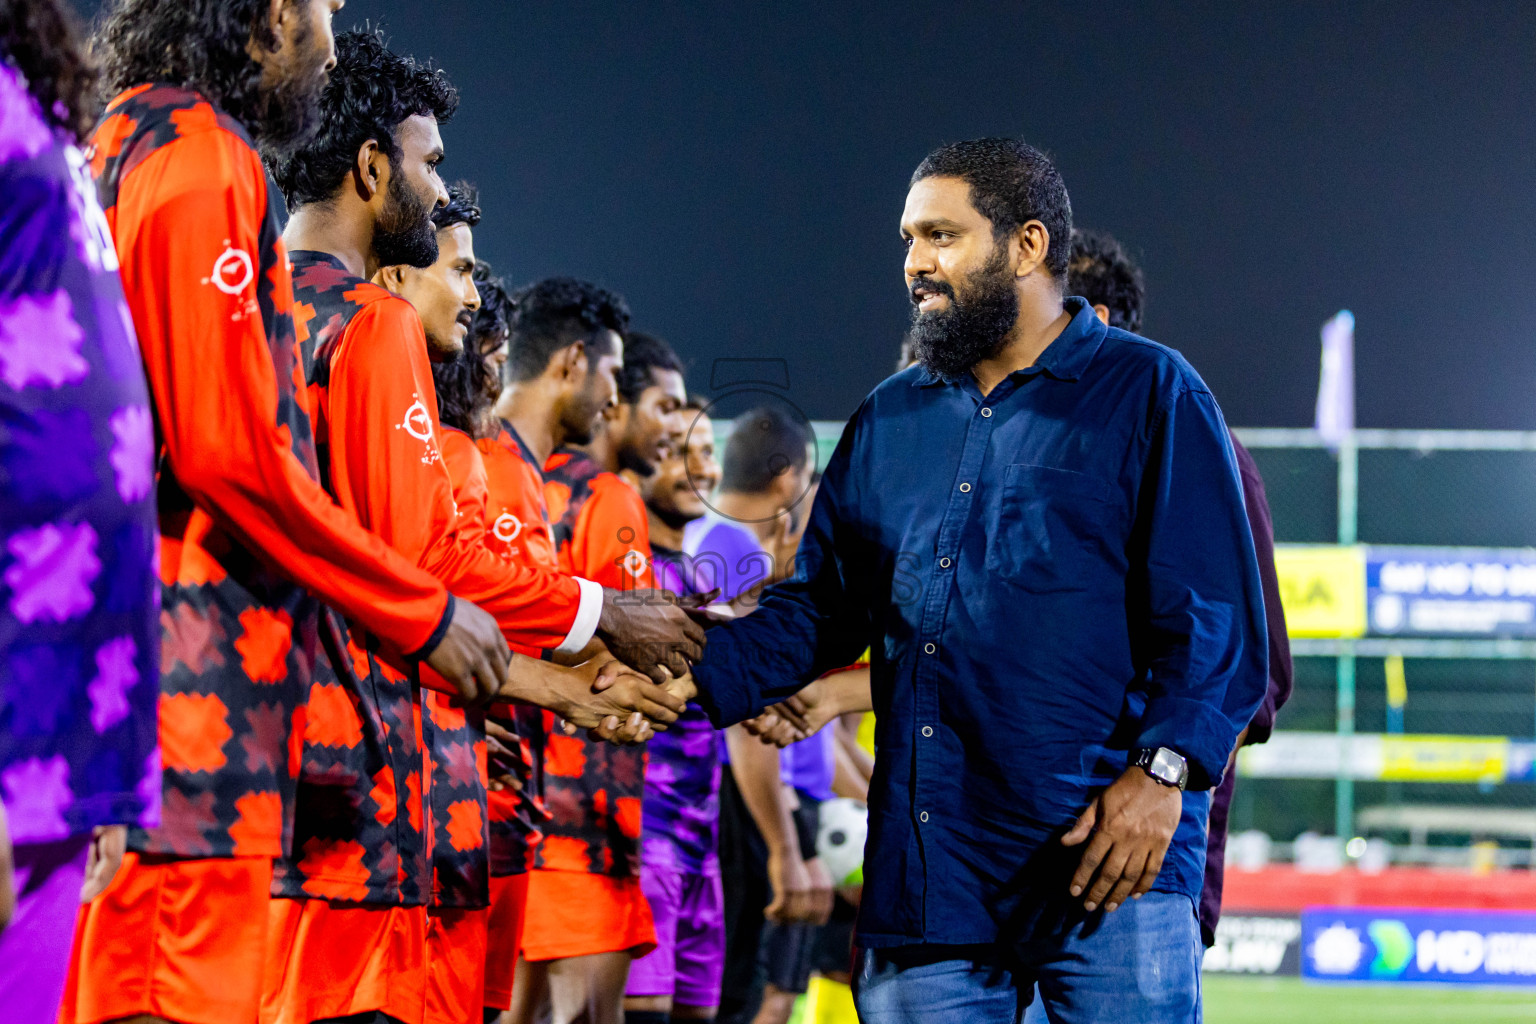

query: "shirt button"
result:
(922, 726), (934, 737)
(959, 482), (971, 493)
(980, 407), (993, 418)
(919, 811), (930, 823)
(924, 642), (936, 654)
(939, 557), (951, 568)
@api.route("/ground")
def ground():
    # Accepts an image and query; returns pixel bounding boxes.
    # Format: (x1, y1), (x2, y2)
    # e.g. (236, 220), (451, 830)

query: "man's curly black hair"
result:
(432, 259), (510, 439)
(268, 28), (457, 212)
(1068, 228), (1146, 334)
(911, 137), (1073, 280)
(432, 179), (479, 232)
(617, 330), (683, 405)
(92, 0), (296, 141)
(1, 0), (97, 140)
(506, 277), (629, 384)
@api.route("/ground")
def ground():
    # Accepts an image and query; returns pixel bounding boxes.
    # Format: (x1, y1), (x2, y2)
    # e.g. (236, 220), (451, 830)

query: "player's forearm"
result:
(162, 402), (450, 656)
(727, 724), (800, 856)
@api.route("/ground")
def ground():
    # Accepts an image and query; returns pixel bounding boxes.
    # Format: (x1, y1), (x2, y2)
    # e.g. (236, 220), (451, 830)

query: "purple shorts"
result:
(627, 838), (725, 1008)
(0, 834), (90, 1020)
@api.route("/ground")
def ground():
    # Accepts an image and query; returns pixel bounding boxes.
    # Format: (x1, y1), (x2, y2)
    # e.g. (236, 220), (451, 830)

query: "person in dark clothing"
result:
(1067, 227), (1295, 947)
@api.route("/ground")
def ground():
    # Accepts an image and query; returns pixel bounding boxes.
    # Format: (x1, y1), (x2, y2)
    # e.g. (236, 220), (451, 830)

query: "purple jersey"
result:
(0, 65), (160, 844)
(642, 543), (721, 871)
(781, 729), (835, 802)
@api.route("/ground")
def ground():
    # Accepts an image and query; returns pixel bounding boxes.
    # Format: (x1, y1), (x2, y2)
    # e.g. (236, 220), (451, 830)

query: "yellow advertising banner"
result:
(1379, 735), (1508, 784)
(1274, 545), (1367, 638)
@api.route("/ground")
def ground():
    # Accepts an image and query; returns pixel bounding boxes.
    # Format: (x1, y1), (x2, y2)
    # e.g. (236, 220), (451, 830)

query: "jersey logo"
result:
(622, 548), (648, 579)
(493, 512), (524, 543)
(401, 399), (433, 442)
(207, 243), (254, 295)
(394, 393), (442, 465)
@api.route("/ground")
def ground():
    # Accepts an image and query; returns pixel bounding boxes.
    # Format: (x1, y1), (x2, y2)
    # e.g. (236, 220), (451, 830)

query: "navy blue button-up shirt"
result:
(692, 298), (1268, 949)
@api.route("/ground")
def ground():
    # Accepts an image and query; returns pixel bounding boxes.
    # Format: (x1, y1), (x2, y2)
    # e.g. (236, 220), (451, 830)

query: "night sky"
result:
(82, 1), (1536, 428)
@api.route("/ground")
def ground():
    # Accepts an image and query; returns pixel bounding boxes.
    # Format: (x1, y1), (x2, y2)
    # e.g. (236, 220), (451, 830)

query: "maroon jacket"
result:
(1200, 433), (1293, 945)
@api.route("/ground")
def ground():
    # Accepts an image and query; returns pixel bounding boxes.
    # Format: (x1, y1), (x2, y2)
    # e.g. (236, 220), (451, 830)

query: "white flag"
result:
(1315, 310), (1355, 449)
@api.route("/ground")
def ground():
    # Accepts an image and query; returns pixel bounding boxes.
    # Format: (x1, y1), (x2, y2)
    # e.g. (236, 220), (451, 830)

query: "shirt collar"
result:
(910, 296), (1107, 387)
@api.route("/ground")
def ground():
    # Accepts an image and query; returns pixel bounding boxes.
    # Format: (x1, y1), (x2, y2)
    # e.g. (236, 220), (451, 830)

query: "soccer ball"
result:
(816, 797), (867, 887)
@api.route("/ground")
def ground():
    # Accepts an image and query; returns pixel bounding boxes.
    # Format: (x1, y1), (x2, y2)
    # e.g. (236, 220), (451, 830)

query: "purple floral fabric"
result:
(0, 63), (159, 844)
(642, 544), (724, 872)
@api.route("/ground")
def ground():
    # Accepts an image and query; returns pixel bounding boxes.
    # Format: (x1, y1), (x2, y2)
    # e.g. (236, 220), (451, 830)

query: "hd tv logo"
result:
(1302, 909), (1536, 986)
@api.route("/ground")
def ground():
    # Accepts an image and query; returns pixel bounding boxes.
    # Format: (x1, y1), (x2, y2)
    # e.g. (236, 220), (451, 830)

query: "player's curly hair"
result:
(506, 277), (629, 383)
(433, 259), (511, 439)
(911, 137), (1073, 280)
(431, 179), (479, 232)
(92, 0), (289, 135)
(616, 330), (683, 405)
(1068, 228), (1146, 334)
(268, 28), (457, 211)
(0, 0), (97, 140)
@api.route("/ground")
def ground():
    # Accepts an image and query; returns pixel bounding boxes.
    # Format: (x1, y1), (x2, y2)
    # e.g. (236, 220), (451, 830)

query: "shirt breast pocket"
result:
(984, 464), (1117, 593)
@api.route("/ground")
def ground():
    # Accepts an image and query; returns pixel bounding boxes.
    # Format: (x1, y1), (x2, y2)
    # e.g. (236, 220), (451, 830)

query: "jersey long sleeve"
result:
(102, 117), (450, 656)
(317, 292), (597, 653)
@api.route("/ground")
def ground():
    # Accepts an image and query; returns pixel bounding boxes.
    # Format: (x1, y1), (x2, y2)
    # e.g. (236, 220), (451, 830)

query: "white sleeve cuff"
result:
(555, 576), (604, 655)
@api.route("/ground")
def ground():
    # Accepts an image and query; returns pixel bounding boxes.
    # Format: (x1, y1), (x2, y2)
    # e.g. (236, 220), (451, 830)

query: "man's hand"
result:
(484, 719), (524, 793)
(1061, 767), (1182, 912)
(745, 668), (873, 747)
(597, 589), (707, 684)
(424, 598), (511, 705)
(551, 655), (686, 739)
(80, 825), (127, 903)
(765, 846), (834, 925)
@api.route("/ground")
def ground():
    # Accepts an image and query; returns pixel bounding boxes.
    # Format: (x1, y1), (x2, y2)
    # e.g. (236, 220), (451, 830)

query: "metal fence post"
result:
(1336, 431), (1359, 840)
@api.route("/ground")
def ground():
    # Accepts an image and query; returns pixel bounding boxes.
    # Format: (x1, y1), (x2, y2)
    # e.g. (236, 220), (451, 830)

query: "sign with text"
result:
(1275, 545), (1367, 638)
(1367, 546), (1536, 637)
(1302, 908), (1536, 985)
(1204, 914), (1302, 976)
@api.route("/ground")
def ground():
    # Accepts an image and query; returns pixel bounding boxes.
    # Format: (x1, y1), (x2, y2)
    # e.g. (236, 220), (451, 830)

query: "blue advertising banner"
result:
(1366, 546), (1536, 637)
(1302, 908), (1536, 985)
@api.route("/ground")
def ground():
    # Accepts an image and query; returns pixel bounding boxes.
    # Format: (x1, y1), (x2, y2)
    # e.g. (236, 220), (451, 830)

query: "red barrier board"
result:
(1225, 866), (1536, 913)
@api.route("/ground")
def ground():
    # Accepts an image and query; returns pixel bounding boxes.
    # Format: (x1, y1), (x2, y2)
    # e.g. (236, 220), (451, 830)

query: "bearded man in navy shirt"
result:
(675, 138), (1268, 1023)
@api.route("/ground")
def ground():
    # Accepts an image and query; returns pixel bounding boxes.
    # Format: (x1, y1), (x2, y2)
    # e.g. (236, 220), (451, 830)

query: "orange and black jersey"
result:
(539, 451), (655, 878)
(90, 84), (451, 860)
(291, 251), (597, 654)
(427, 427), (497, 908)
(474, 425), (563, 877)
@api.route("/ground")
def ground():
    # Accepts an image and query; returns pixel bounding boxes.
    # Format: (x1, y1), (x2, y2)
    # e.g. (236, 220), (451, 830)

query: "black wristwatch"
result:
(1133, 747), (1188, 791)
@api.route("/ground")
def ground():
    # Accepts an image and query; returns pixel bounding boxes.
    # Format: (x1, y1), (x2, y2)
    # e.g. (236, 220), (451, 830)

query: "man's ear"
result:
(1092, 304), (1112, 326)
(557, 341), (588, 382)
(1013, 220), (1051, 280)
(376, 264), (408, 294)
(353, 139), (387, 203)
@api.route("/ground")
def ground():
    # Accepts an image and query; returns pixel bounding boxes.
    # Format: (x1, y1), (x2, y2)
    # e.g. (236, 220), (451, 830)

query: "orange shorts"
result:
(426, 906), (489, 1024)
(260, 897), (428, 1024)
(519, 869), (657, 962)
(58, 851), (273, 1024)
(484, 873), (531, 1009)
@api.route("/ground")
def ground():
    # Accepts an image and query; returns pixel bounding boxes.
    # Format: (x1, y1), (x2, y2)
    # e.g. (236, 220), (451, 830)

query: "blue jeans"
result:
(853, 892), (1202, 1024)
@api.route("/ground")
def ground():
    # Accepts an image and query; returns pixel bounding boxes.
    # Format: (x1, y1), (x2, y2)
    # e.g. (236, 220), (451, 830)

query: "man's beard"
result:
(651, 503), (700, 532)
(904, 242), (1019, 382)
(375, 172), (439, 269)
(617, 433), (658, 478)
(560, 376), (607, 446)
(253, 22), (328, 160)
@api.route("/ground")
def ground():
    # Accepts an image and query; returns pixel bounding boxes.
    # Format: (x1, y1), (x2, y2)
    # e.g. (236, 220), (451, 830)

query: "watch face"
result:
(1150, 747), (1185, 783)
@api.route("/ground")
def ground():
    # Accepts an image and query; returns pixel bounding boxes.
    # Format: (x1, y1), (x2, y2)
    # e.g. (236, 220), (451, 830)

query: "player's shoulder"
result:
(544, 448), (602, 488)
(1093, 327), (1212, 397)
(94, 83), (259, 175)
(291, 251), (404, 328)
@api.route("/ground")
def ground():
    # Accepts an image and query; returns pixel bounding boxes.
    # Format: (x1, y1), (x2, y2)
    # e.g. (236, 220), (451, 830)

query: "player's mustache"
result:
(909, 275), (955, 306)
